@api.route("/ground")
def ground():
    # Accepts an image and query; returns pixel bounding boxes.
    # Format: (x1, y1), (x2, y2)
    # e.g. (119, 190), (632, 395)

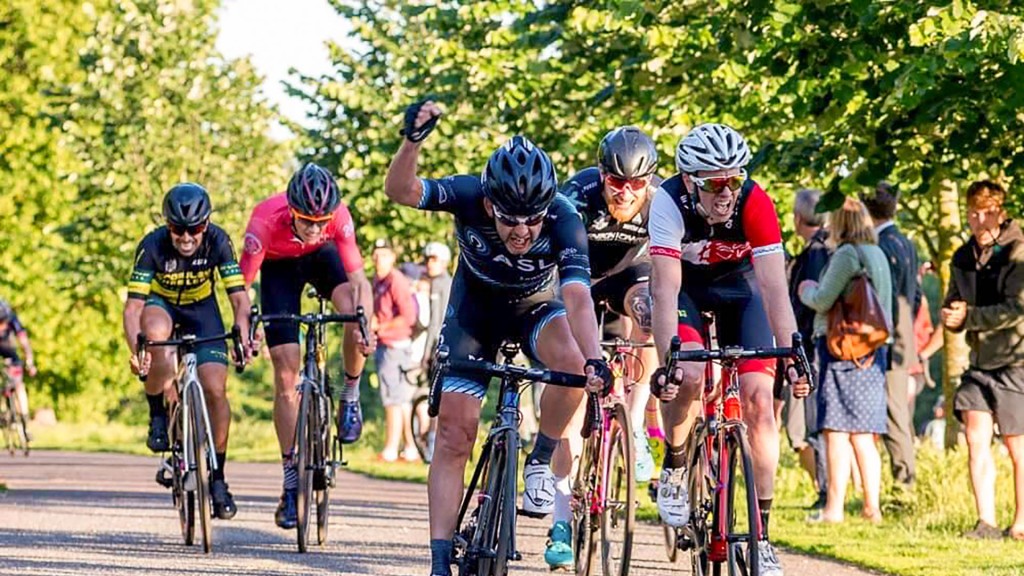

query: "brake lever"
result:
(427, 346), (450, 418)
(231, 325), (245, 374)
(248, 305), (261, 358)
(355, 305), (370, 347)
(136, 333), (148, 382)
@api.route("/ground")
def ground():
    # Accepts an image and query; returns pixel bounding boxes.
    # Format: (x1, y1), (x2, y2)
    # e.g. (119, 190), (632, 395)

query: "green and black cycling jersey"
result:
(127, 224), (245, 306)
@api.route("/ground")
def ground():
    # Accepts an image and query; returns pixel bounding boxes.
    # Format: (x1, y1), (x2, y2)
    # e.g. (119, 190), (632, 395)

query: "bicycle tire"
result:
(573, 434), (598, 576)
(9, 394), (28, 456)
(601, 402), (636, 576)
(170, 405), (195, 546)
(474, 429), (509, 576)
(295, 383), (315, 553)
(316, 393), (332, 545)
(724, 427), (759, 576)
(493, 428), (517, 576)
(410, 393), (434, 463)
(190, 387), (213, 554)
(685, 421), (712, 576)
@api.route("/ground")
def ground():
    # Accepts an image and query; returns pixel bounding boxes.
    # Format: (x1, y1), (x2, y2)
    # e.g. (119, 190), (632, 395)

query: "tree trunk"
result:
(936, 179), (968, 450)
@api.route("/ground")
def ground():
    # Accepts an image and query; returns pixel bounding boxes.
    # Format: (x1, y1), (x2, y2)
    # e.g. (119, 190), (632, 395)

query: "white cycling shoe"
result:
(657, 466), (690, 527)
(521, 461), (556, 517)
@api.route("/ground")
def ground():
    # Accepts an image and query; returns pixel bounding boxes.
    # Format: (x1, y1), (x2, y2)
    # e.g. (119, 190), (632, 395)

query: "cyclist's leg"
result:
(141, 297), (176, 396)
(521, 299), (586, 565)
(659, 289), (704, 465)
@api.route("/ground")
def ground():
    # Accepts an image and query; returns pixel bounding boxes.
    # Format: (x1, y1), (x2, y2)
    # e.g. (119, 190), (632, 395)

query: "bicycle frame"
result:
(174, 351), (218, 488)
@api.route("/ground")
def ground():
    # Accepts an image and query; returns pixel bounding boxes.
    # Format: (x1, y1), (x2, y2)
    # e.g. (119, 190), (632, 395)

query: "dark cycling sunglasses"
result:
(493, 207), (547, 227)
(167, 220), (208, 236)
(605, 174), (652, 193)
(691, 171), (746, 195)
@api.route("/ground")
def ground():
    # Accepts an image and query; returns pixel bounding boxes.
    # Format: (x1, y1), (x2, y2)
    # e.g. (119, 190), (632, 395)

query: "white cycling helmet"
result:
(424, 242), (451, 263)
(675, 123), (751, 174)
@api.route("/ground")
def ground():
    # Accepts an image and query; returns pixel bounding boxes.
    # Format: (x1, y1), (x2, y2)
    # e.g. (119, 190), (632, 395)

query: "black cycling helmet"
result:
(162, 183), (212, 227)
(287, 162), (340, 217)
(598, 126), (658, 180)
(481, 135), (557, 216)
(0, 300), (11, 323)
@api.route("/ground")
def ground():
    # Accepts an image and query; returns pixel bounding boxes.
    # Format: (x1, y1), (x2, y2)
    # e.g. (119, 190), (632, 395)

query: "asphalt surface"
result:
(0, 451), (879, 575)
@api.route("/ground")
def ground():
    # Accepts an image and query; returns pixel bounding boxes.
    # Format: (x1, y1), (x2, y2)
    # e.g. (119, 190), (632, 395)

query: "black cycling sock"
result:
(759, 498), (772, 540)
(212, 452), (226, 482)
(665, 443), (687, 470)
(527, 432), (558, 466)
(146, 393), (167, 418)
(429, 539), (453, 576)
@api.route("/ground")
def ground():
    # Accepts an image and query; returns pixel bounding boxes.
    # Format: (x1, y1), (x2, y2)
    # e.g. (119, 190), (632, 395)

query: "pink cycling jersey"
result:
(239, 193), (364, 286)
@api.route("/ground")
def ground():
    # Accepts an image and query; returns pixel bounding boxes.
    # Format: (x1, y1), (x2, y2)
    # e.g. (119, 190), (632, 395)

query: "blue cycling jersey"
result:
(419, 175), (591, 299)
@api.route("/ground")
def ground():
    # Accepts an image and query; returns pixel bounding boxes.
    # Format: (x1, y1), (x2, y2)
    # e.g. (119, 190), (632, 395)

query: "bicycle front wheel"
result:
(601, 402), (636, 576)
(170, 405), (195, 546)
(685, 421), (712, 576)
(724, 427), (759, 576)
(8, 395), (28, 456)
(573, 434), (598, 576)
(190, 387), (213, 554)
(295, 384), (315, 553)
(410, 393), (434, 463)
(475, 429), (513, 576)
(316, 394), (332, 545)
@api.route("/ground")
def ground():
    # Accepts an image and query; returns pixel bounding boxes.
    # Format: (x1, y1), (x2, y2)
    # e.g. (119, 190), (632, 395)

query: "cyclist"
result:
(122, 182), (252, 520)
(562, 125), (662, 481)
(0, 300), (37, 429)
(648, 123), (809, 575)
(384, 100), (611, 576)
(239, 162), (374, 530)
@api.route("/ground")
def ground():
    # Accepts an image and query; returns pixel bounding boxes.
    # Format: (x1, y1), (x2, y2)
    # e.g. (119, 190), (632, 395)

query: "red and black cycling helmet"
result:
(162, 183), (212, 227)
(481, 135), (558, 216)
(598, 126), (658, 180)
(286, 162), (341, 217)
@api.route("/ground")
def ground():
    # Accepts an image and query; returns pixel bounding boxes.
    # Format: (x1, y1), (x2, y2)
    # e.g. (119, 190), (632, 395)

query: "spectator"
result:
(421, 242), (452, 371)
(943, 180), (1024, 541)
(799, 198), (892, 524)
(786, 188), (831, 510)
(863, 181), (919, 494)
(911, 262), (944, 418)
(372, 238), (419, 462)
(399, 262), (431, 370)
(923, 396), (946, 451)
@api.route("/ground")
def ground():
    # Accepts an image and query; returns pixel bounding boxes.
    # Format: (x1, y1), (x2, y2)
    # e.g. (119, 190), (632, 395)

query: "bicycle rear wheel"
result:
(190, 388), (213, 554)
(410, 393), (434, 463)
(8, 395), (28, 456)
(573, 435), (598, 576)
(295, 383), (315, 553)
(601, 402), (635, 576)
(315, 394), (332, 545)
(724, 427), (759, 576)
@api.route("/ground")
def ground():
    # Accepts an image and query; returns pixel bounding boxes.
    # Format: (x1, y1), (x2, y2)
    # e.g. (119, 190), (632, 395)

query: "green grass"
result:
(27, 417), (1024, 575)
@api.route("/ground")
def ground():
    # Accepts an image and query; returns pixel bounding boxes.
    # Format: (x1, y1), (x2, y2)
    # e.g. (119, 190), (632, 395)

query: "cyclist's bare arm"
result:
(123, 298), (145, 355)
(752, 251), (799, 347)
(651, 254), (682, 362)
(562, 282), (603, 363)
(16, 330), (35, 373)
(384, 101), (443, 207)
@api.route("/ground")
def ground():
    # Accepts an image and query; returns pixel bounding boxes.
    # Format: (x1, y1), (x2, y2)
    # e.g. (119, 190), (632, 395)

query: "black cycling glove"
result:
(650, 366), (670, 400)
(400, 98), (440, 143)
(585, 358), (613, 396)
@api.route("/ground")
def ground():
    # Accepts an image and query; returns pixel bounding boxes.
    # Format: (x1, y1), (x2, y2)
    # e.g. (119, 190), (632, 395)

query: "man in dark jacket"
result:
(422, 242), (452, 371)
(864, 182), (919, 490)
(787, 188), (831, 509)
(943, 180), (1024, 540)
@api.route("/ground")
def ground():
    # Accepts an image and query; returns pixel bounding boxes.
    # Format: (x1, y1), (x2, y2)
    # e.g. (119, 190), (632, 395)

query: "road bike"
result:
(249, 296), (367, 553)
(138, 327), (245, 553)
(429, 343), (588, 576)
(572, 335), (651, 576)
(667, 315), (811, 576)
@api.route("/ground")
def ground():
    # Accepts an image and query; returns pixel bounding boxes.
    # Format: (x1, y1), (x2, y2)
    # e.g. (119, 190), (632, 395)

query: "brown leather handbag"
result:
(827, 245), (892, 367)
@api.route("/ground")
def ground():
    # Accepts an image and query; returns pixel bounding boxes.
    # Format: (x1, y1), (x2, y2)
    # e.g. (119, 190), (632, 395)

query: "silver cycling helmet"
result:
(674, 123), (751, 174)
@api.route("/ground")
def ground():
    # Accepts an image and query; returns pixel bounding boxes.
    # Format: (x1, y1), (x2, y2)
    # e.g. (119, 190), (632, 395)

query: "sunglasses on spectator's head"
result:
(493, 207), (547, 227)
(290, 207), (333, 225)
(168, 220), (208, 236)
(690, 170), (746, 195)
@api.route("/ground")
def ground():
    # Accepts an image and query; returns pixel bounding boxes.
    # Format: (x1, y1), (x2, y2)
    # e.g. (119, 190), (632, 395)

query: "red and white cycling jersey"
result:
(239, 193), (364, 286)
(649, 175), (783, 280)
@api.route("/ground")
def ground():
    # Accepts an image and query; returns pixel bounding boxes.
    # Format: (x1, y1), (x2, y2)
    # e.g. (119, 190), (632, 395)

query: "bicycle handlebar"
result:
(136, 326), (246, 381)
(599, 338), (656, 350)
(427, 345), (588, 417)
(248, 305), (369, 351)
(667, 332), (815, 391)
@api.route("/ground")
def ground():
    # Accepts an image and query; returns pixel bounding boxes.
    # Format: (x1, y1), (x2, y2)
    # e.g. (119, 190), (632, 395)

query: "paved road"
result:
(0, 451), (878, 575)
